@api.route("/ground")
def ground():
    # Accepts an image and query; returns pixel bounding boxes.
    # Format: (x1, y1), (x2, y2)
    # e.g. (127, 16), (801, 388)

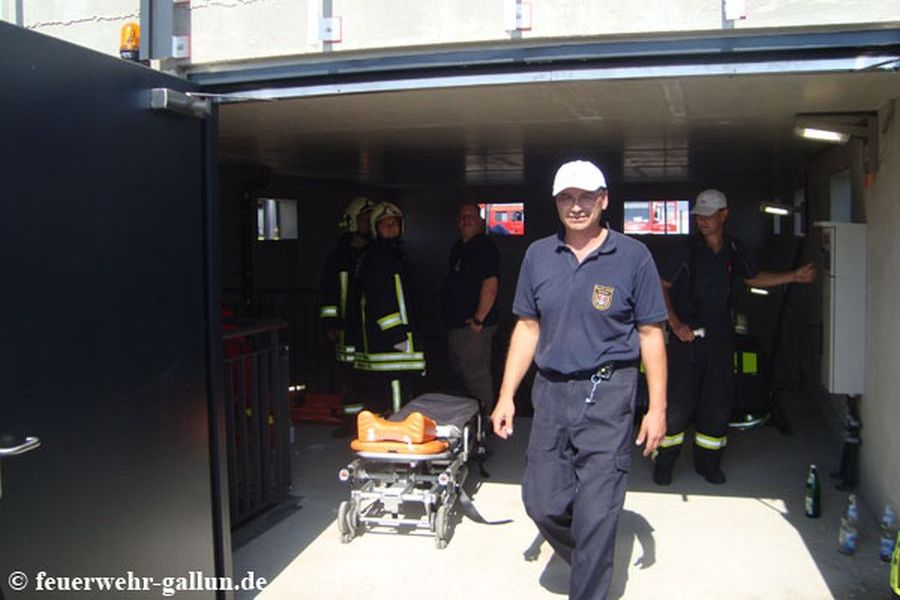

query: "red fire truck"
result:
(486, 203), (525, 235)
(624, 200), (681, 234)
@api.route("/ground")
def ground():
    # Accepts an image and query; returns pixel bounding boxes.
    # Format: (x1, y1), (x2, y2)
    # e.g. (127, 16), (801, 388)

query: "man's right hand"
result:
(670, 321), (695, 343)
(491, 397), (516, 439)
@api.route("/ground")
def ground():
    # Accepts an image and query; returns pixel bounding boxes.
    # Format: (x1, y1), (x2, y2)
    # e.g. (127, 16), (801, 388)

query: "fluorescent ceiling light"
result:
(763, 206), (790, 216)
(760, 201), (792, 216)
(750, 287), (770, 296)
(794, 112), (878, 173)
(794, 127), (850, 143)
(760, 203), (791, 216)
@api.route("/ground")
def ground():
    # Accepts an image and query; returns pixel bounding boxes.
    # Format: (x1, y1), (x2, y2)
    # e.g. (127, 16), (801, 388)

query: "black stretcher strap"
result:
(456, 486), (512, 526)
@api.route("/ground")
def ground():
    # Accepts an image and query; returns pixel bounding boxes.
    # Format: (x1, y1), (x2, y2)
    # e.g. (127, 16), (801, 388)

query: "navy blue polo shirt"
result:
(660, 235), (758, 328)
(441, 233), (501, 329)
(513, 228), (667, 374)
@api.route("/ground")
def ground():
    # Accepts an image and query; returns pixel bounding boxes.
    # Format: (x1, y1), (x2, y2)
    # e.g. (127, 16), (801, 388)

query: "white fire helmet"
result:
(369, 201), (404, 238)
(340, 196), (375, 233)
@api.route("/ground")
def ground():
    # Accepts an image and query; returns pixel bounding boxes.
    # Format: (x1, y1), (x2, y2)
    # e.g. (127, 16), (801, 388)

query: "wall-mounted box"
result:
(815, 221), (867, 395)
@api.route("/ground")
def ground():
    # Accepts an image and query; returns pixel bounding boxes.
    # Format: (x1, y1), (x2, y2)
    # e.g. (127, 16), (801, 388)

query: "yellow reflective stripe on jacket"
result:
(394, 273), (408, 324)
(695, 432), (727, 450)
(335, 344), (356, 363)
(660, 432), (685, 448)
(354, 350), (426, 372)
(376, 312), (403, 331)
(338, 270), (349, 318)
(359, 350), (425, 362)
(354, 360), (427, 372)
(320, 305), (338, 318)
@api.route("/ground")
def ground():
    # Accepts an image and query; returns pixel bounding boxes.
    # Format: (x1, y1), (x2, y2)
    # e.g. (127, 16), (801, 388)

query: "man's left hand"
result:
(793, 262), (816, 284)
(635, 408), (666, 457)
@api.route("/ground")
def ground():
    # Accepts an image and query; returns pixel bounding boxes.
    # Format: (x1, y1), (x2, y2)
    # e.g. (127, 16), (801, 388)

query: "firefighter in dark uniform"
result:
(491, 160), (668, 600)
(351, 201), (426, 414)
(319, 196), (375, 425)
(654, 188), (815, 485)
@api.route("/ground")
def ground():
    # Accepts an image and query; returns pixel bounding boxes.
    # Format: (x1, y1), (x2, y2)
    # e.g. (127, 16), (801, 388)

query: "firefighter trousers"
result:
(522, 368), (637, 600)
(353, 371), (416, 416)
(657, 323), (734, 472)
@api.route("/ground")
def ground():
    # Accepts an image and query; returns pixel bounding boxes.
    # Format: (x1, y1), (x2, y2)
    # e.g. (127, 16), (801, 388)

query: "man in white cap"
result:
(654, 189), (815, 485)
(491, 160), (668, 600)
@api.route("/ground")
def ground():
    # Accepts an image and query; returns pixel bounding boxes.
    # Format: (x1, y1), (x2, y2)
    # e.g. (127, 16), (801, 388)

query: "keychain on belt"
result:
(585, 363), (615, 404)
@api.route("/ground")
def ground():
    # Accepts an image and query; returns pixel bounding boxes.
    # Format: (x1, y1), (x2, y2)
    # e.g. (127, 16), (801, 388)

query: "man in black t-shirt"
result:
(441, 203), (500, 415)
(655, 189), (815, 485)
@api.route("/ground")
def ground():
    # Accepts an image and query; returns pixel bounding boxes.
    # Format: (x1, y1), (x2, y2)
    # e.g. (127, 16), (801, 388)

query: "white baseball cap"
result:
(691, 189), (728, 216)
(552, 160), (607, 196)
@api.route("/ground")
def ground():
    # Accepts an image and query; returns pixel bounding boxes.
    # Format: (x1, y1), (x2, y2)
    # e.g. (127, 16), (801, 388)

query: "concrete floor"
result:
(233, 398), (896, 599)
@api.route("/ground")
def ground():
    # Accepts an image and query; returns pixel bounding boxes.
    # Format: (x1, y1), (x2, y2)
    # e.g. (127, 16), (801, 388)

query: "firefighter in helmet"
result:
(350, 201), (426, 414)
(319, 196), (375, 427)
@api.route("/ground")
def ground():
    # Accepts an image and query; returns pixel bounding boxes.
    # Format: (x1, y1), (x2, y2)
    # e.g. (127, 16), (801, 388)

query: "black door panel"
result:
(1, 22), (220, 595)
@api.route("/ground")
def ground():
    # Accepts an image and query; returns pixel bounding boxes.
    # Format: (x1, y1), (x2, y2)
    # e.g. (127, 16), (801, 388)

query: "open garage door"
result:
(204, 30), (899, 398)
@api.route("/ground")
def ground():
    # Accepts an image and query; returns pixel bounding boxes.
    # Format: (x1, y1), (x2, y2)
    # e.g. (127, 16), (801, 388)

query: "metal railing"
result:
(222, 319), (291, 527)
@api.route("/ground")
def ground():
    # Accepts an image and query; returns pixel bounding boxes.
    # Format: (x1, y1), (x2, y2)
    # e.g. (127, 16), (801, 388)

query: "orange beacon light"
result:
(120, 22), (140, 61)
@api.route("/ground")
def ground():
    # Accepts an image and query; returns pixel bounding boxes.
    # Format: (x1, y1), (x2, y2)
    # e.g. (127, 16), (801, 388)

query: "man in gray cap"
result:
(491, 160), (668, 600)
(654, 188), (815, 485)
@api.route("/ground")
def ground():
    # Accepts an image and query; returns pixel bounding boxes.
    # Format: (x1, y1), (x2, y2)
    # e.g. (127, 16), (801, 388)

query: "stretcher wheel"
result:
(434, 504), (450, 549)
(337, 500), (359, 543)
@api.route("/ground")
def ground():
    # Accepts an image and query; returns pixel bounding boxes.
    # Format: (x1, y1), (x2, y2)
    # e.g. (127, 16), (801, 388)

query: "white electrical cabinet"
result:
(815, 222), (867, 395)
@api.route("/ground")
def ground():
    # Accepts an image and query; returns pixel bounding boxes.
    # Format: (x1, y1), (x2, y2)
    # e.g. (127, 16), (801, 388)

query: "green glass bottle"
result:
(804, 464), (821, 518)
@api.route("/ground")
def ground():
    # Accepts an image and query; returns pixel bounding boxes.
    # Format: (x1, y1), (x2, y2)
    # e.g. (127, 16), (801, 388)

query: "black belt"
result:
(539, 360), (639, 382)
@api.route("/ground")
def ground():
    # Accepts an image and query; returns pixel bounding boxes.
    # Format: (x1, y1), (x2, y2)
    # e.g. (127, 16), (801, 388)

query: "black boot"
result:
(653, 446), (680, 486)
(694, 447), (726, 484)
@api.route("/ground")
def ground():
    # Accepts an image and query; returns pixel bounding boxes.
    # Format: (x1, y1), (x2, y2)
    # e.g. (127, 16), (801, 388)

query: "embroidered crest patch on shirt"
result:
(592, 284), (614, 311)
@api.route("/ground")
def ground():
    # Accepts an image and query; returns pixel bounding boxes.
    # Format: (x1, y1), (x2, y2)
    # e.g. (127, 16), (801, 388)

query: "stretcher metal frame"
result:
(337, 400), (482, 549)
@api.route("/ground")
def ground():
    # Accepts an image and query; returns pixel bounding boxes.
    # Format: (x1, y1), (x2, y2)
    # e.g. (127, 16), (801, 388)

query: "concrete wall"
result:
(7, 0), (900, 64)
(9, 0), (139, 58)
(860, 99), (900, 515)
(733, 0), (900, 29)
(190, 0), (312, 66)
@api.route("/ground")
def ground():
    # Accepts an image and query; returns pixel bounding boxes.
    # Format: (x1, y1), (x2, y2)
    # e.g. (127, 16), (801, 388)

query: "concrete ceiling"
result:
(217, 69), (900, 186)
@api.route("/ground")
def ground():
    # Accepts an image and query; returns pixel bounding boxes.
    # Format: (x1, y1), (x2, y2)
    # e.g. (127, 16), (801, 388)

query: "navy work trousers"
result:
(523, 367), (637, 600)
(663, 321), (734, 469)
